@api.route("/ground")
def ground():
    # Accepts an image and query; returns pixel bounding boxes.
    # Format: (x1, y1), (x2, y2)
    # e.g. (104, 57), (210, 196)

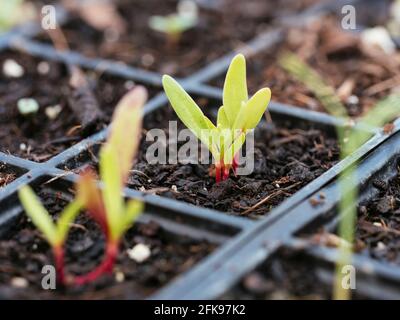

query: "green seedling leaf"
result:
(217, 106), (229, 129)
(101, 86), (146, 241)
(99, 143), (124, 242)
(119, 199), (144, 235)
(19, 186), (82, 246)
(107, 86), (146, 182)
(148, 0), (198, 38)
(242, 88), (271, 130)
(19, 186), (58, 246)
(55, 200), (83, 244)
(162, 75), (212, 141)
(279, 52), (348, 119)
(223, 54), (248, 126)
(149, 15), (196, 35)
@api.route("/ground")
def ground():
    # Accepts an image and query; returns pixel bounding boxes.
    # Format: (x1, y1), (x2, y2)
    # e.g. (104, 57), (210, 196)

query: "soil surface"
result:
(0, 188), (215, 299)
(35, 0), (320, 77)
(211, 16), (400, 117)
(0, 50), (157, 162)
(62, 104), (339, 219)
(0, 164), (19, 188)
(355, 170), (400, 264)
(306, 166), (400, 266)
(220, 249), (334, 299)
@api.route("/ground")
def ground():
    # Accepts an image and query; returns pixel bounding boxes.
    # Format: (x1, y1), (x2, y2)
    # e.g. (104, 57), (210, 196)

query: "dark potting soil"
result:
(211, 16), (400, 117)
(220, 249), (334, 300)
(354, 170), (400, 265)
(0, 50), (157, 162)
(305, 165), (400, 266)
(0, 189), (215, 299)
(0, 164), (18, 188)
(35, 0), (320, 77)
(61, 104), (339, 219)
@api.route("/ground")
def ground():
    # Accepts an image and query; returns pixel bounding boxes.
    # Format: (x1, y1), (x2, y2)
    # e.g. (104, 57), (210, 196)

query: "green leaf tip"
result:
(223, 53), (248, 126)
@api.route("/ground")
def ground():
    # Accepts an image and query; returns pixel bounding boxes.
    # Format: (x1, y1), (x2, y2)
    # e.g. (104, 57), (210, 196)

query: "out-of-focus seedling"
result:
(149, 0), (198, 46)
(18, 86), (147, 286)
(0, 0), (36, 33)
(280, 51), (400, 300)
(73, 86), (147, 285)
(18, 187), (82, 284)
(163, 54), (271, 183)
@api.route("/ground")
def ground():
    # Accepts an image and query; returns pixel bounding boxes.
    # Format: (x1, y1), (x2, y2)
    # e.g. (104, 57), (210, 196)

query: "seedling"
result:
(149, 0), (198, 45)
(74, 86), (146, 285)
(280, 51), (400, 300)
(162, 54), (271, 183)
(18, 86), (147, 285)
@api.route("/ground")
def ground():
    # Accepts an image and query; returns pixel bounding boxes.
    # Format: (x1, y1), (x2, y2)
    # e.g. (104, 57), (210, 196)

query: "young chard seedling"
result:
(162, 54), (271, 183)
(149, 0), (198, 46)
(74, 86), (147, 285)
(18, 86), (147, 285)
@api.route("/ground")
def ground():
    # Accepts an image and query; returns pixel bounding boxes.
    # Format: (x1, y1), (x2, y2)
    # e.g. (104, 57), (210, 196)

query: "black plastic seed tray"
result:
(156, 124), (400, 299)
(0, 0), (399, 299)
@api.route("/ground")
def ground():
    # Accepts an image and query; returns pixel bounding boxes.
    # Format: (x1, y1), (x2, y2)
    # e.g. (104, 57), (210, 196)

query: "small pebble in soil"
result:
(115, 271), (125, 283)
(376, 242), (386, 251)
(11, 277), (28, 289)
(127, 243), (151, 263)
(3, 59), (24, 78)
(124, 80), (136, 90)
(346, 95), (359, 106)
(37, 61), (50, 75)
(19, 143), (27, 151)
(141, 53), (155, 67)
(45, 104), (62, 120)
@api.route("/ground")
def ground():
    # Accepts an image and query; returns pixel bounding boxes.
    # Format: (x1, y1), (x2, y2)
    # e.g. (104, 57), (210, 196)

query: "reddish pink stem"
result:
(215, 163), (222, 183)
(222, 166), (230, 181)
(73, 241), (119, 286)
(53, 246), (65, 285)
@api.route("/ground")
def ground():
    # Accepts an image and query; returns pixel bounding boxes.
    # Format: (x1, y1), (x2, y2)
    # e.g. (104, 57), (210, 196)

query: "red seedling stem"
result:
(215, 153), (239, 183)
(53, 246), (65, 285)
(73, 241), (119, 286)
